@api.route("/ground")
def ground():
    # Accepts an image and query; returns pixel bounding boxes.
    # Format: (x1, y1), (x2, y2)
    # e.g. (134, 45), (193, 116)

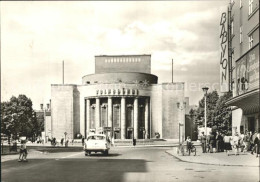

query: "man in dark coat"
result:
(200, 132), (207, 153)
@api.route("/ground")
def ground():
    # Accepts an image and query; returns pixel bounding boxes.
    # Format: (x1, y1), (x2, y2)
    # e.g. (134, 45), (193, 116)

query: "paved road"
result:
(1, 147), (259, 182)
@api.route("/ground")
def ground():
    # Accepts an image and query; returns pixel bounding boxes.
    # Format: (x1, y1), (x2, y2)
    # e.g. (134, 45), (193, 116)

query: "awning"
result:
(226, 88), (259, 114)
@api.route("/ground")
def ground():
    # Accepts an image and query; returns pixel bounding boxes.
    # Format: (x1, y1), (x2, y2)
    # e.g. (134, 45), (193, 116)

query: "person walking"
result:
(251, 131), (259, 156)
(208, 132), (215, 153)
(233, 132), (240, 156)
(216, 131), (222, 152)
(256, 133), (260, 157)
(249, 131), (254, 150)
(18, 140), (28, 162)
(186, 136), (192, 153)
(223, 132), (232, 156)
(61, 138), (64, 146)
(82, 137), (85, 147)
(200, 132), (207, 153)
(243, 131), (250, 152)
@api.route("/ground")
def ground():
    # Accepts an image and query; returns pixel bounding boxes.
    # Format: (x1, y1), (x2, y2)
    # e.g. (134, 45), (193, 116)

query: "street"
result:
(1, 147), (259, 182)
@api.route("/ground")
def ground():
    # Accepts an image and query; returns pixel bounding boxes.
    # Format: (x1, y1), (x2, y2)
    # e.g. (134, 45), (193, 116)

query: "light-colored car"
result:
(84, 134), (110, 156)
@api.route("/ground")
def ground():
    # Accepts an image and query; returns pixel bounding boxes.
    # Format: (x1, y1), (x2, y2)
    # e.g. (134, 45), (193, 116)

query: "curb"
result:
(165, 150), (260, 167)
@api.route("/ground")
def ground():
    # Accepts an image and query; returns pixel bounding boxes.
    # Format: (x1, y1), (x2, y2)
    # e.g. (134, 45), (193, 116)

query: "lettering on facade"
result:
(219, 11), (229, 92)
(96, 88), (138, 96)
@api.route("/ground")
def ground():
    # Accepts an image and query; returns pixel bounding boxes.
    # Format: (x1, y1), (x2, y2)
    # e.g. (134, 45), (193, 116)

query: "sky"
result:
(1, 1), (228, 109)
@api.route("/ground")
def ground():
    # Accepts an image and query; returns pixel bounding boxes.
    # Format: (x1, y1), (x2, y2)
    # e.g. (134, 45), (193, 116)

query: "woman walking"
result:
(223, 133), (232, 156)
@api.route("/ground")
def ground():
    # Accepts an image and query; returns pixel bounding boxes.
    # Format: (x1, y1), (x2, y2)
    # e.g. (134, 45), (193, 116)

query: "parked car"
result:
(84, 134), (110, 156)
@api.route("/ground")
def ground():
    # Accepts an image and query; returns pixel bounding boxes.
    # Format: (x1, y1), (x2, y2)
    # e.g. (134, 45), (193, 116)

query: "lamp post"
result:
(177, 102), (186, 145)
(202, 87), (209, 151)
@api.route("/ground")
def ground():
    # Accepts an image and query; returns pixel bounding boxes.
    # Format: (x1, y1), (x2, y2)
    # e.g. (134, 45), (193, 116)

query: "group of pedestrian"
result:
(200, 130), (260, 157)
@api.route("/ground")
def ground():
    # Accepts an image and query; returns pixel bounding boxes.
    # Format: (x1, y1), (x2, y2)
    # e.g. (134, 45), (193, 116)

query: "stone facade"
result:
(51, 55), (187, 140)
(224, 0), (259, 134)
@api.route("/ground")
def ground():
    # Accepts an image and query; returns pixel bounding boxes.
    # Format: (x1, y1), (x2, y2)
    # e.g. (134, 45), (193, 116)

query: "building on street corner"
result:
(51, 55), (189, 141)
(220, 0), (259, 134)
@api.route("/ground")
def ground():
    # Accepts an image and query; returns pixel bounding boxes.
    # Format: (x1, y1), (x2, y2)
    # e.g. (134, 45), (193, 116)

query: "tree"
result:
(194, 90), (219, 128)
(212, 92), (232, 134)
(1, 95), (42, 139)
(193, 90), (232, 135)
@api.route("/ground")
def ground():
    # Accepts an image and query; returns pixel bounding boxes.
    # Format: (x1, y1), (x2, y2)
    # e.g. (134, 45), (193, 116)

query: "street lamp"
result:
(202, 87), (209, 152)
(177, 102), (186, 145)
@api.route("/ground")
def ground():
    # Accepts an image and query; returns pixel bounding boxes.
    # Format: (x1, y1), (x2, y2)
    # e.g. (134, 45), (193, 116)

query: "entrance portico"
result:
(86, 96), (150, 139)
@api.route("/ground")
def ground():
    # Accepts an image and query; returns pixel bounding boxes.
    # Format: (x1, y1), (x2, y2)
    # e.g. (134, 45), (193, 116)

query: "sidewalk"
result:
(166, 146), (260, 167)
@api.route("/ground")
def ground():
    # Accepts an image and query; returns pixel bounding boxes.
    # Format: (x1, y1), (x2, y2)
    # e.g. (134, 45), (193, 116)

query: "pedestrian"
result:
(186, 136), (192, 153)
(243, 131), (250, 152)
(200, 132), (206, 153)
(216, 131), (222, 152)
(251, 131), (260, 156)
(18, 140), (28, 162)
(82, 137), (85, 147)
(220, 133), (225, 152)
(65, 139), (69, 147)
(232, 132), (240, 156)
(239, 131), (245, 152)
(249, 131), (254, 150)
(223, 132), (232, 156)
(61, 138), (64, 146)
(208, 132), (215, 153)
(256, 132), (260, 158)
(52, 137), (56, 147)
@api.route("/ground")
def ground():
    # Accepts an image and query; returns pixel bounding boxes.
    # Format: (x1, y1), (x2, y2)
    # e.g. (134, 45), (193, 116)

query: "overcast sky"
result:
(1, 1), (227, 109)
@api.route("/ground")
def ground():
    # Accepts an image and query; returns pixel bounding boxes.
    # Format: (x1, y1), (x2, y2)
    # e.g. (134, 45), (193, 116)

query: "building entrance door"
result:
(127, 129), (133, 139)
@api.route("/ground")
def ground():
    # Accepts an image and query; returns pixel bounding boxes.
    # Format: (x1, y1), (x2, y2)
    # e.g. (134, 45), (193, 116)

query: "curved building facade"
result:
(51, 55), (187, 141)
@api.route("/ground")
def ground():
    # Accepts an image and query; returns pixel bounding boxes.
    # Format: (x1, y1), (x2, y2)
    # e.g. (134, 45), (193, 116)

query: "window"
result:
(240, 26), (243, 43)
(249, 0), (253, 15)
(249, 35), (253, 49)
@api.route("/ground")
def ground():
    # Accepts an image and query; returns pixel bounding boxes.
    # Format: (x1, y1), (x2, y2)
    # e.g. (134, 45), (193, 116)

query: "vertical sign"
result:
(219, 9), (229, 92)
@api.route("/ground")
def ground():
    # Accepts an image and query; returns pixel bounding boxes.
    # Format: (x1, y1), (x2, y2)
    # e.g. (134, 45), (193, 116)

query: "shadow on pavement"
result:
(2, 158), (148, 182)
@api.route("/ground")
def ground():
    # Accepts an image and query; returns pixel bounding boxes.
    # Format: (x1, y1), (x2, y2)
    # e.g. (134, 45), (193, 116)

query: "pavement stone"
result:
(166, 145), (260, 167)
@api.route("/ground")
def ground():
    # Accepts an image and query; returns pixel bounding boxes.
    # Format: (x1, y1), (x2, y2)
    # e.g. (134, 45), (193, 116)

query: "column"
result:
(108, 97), (113, 130)
(134, 97), (139, 139)
(145, 98), (149, 139)
(95, 98), (100, 131)
(86, 99), (90, 136)
(121, 97), (126, 139)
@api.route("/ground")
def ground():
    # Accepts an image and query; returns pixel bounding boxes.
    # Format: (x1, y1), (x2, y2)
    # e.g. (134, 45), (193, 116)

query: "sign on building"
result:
(236, 44), (259, 95)
(219, 9), (229, 92)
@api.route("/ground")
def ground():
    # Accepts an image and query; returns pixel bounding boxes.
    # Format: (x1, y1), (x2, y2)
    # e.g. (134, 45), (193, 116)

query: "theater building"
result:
(51, 55), (187, 141)
(220, 0), (259, 134)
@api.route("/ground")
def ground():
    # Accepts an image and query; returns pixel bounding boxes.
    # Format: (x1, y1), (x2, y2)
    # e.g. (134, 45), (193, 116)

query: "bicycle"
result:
(177, 142), (196, 156)
(187, 142), (196, 156)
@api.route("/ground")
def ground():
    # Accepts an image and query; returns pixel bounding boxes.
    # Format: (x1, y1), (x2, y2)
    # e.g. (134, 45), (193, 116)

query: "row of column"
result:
(86, 97), (149, 139)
